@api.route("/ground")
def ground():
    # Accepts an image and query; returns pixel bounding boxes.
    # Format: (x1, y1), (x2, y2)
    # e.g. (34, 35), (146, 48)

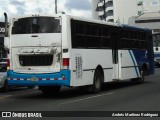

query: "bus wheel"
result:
(39, 86), (61, 96)
(139, 65), (148, 83)
(92, 69), (102, 94)
(131, 70), (145, 83)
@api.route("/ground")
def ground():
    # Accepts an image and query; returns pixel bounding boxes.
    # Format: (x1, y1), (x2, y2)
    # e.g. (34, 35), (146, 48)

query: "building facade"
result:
(92, 0), (160, 24)
(128, 12), (160, 34)
(128, 12), (160, 50)
(0, 22), (7, 58)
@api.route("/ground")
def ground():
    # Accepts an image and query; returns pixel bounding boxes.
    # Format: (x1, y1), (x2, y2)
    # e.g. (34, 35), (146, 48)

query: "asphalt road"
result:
(0, 68), (160, 119)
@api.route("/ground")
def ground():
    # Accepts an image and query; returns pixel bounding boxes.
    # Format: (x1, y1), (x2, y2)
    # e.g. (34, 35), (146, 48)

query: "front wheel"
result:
(131, 70), (145, 83)
(139, 70), (145, 83)
(91, 69), (102, 94)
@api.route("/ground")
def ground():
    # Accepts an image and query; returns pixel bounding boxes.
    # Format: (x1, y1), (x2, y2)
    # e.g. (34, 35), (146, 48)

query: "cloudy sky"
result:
(0, 0), (92, 21)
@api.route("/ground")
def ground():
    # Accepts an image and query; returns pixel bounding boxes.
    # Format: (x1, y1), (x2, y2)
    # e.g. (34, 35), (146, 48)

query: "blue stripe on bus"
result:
(128, 50), (139, 77)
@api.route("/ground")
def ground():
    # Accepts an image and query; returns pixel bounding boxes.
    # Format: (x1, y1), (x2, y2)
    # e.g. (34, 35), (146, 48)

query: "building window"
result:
(107, 19), (114, 22)
(137, 1), (143, 6)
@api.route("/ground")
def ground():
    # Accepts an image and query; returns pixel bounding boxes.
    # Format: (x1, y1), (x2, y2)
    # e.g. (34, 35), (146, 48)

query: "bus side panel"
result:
(70, 49), (113, 86)
(120, 50), (140, 80)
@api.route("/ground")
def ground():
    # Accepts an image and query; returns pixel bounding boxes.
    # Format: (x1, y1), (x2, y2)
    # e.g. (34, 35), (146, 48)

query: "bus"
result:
(4, 13), (154, 94)
(153, 34), (160, 67)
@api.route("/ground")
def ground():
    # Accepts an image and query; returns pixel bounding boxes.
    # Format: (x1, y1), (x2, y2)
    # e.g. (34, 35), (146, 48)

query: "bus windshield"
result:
(12, 17), (61, 34)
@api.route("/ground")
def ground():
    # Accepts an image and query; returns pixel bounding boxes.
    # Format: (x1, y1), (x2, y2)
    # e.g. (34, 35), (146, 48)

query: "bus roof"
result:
(69, 15), (120, 27)
(122, 24), (151, 32)
(11, 14), (119, 27)
(10, 13), (151, 32)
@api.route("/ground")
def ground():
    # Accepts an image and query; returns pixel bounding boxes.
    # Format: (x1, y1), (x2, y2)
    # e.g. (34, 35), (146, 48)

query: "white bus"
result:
(5, 13), (154, 94)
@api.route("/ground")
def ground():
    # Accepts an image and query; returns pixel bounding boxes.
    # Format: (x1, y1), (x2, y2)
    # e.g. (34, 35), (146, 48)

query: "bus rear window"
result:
(12, 17), (61, 34)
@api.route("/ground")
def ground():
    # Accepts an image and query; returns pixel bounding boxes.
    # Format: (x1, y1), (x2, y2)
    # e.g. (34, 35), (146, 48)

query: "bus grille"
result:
(19, 54), (53, 66)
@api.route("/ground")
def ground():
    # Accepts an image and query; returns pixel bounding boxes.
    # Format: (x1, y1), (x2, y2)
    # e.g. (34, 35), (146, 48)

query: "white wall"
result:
(113, 0), (138, 24)
(91, 0), (99, 19)
(142, 0), (160, 12)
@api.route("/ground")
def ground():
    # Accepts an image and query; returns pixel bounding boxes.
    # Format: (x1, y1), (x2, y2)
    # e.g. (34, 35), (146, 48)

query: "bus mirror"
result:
(4, 12), (8, 37)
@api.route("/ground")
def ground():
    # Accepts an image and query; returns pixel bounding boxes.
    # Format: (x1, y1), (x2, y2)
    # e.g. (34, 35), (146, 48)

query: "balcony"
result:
(106, 16), (114, 22)
(98, 2), (104, 7)
(105, 6), (113, 12)
(98, 11), (104, 16)
(105, 0), (113, 4)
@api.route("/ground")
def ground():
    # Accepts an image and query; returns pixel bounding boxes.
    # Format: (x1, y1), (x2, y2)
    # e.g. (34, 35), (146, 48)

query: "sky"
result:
(0, 0), (92, 21)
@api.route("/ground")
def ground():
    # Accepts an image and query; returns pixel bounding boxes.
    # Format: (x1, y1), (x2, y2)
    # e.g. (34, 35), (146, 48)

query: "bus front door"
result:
(112, 31), (120, 80)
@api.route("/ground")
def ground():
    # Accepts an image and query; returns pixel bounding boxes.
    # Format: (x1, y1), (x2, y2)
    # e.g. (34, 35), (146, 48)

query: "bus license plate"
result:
(30, 76), (38, 82)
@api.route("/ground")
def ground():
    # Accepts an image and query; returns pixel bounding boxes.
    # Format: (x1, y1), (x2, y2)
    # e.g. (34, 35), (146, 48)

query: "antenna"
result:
(55, 0), (58, 14)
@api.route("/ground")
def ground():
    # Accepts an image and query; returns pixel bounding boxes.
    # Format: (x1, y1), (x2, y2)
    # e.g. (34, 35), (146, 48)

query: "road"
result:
(0, 68), (160, 119)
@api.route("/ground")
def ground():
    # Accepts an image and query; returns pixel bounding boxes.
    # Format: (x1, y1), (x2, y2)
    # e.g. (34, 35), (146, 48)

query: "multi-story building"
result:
(91, 0), (160, 24)
(128, 12), (160, 49)
(0, 22), (7, 58)
(128, 12), (160, 34)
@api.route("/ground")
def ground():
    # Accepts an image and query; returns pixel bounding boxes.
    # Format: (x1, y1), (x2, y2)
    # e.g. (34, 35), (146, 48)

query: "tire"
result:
(131, 70), (145, 83)
(139, 70), (145, 83)
(92, 69), (102, 94)
(39, 86), (61, 96)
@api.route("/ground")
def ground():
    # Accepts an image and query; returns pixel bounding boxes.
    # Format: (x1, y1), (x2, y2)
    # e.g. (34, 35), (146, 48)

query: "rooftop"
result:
(136, 12), (160, 20)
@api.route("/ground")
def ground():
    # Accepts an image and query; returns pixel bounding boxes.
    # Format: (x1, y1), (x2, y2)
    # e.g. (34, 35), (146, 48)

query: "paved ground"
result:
(0, 68), (160, 120)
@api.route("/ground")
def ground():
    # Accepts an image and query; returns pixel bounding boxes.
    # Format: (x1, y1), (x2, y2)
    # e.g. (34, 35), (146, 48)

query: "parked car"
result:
(0, 58), (7, 72)
(0, 58), (34, 92)
(0, 58), (9, 92)
(0, 72), (9, 92)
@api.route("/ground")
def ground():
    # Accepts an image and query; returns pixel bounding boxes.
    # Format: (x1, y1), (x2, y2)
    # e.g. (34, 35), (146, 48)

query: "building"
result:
(0, 22), (7, 58)
(91, 0), (99, 19)
(128, 12), (160, 50)
(128, 12), (160, 34)
(91, 0), (160, 24)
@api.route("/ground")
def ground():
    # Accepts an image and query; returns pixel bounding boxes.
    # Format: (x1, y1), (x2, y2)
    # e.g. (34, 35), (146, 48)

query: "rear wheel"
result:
(91, 69), (102, 94)
(139, 70), (145, 83)
(39, 86), (61, 96)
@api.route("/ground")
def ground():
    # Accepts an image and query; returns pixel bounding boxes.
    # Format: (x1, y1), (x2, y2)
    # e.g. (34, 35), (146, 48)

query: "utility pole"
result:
(103, 0), (106, 21)
(55, 0), (57, 14)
